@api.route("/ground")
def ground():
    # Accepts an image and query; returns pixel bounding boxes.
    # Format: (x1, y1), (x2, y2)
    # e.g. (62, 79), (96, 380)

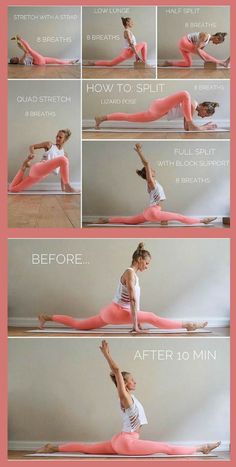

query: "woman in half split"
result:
(95, 91), (219, 131)
(162, 32), (230, 68)
(9, 129), (78, 193)
(84, 17), (147, 67)
(10, 35), (79, 66)
(98, 144), (217, 226)
(38, 243), (208, 333)
(37, 340), (220, 456)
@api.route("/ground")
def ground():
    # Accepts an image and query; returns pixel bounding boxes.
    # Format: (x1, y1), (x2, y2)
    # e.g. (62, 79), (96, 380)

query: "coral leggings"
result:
(170, 36), (223, 67)
(59, 431), (197, 455)
(95, 42), (147, 66)
(108, 205), (200, 225)
(52, 302), (183, 330)
(9, 156), (69, 192)
(106, 91), (192, 123)
(19, 38), (73, 65)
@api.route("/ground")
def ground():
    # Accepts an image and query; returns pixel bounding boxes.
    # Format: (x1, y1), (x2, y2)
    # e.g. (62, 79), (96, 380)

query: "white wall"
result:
(8, 7), (81, 60)
(82, 6), (156, 64)
(82, 141), (230, 217)
(8, 338), (230, 447)
(158, 6), (230, 62)
(8, 81), (81, 187)
(8, 239), (230, 326)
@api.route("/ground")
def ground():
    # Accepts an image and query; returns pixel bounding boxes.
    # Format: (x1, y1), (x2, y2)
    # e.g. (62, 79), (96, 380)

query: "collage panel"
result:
(8, 6), (81, 79)
(8, 80), (81, 228)
(8, 238), (229, 338)
(82, 79), (230, 139)
(157, 6), (230, 79)
(82, 140), (230, 228)
(8, 337), (229, 459)
(82, 6), (157, 79)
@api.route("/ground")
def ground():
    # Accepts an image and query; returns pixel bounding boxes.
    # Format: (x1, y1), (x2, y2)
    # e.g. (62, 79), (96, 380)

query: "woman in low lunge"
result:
(98, 144), (216, 226)
(38, 243), (207, 333)
(84, 17), (147, 67)
(10, 35), (79, 65)
(95, 90), (219, 131)
(9, 129), (78, 193)
(162, 32), (230, 68)
(37, 340), (220, 456)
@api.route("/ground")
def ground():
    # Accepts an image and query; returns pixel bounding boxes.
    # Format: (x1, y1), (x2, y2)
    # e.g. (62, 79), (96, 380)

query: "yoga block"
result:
(204, 61), (217, 69)
(134, 61), (146, 69)
(223, 217), (230, 226)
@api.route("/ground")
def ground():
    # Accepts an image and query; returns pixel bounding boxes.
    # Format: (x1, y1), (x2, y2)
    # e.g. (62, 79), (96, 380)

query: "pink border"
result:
(0, 0), (234, 466)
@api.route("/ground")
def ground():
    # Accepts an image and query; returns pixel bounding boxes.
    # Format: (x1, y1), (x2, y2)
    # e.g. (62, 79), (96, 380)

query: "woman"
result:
(84, 17), (147, 67)
(37, 340), (221, 456)
(95, 91), (219, 131)
(162, 32), (230, 68)
(98, 144), (217, 226)
(9, 129), (78, 193)
(38, 243), (207, 333)
(10, 35), (79, 65)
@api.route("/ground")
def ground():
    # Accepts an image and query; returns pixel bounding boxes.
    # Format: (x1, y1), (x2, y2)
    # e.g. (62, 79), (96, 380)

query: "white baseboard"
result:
(8, 440), (230, 452)
(17, 182), (81, 192)
(8, 317), (230, 329)
(83, 118), (230, 130)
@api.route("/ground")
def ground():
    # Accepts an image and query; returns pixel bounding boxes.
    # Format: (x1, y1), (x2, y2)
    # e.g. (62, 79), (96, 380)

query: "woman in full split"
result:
(95, 91), (219, 131)
(9, 129), (78, 193)
(10, 35), (79, 65)
(38, 243), (208, 333)
(162, 32), (230, 68)
(37, 340), (220, 456)
(98, 144), (217, 226)
(84, 17), (147, 67)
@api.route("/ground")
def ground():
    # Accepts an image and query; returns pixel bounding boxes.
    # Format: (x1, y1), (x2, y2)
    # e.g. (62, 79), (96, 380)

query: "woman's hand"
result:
(130, 326), (150, 334)
(99, 339), (110, 356)
(200, 123), (218, 130)
(133, 143), (142, 153)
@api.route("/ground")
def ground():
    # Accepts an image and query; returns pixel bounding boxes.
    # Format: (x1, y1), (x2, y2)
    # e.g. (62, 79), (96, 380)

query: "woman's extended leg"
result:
(94, 49), (133, 67)
(143, 206), (201, 225)
(17, 37), (46, 65)
(39, 313), (106, 330)
(44, 57), (75, 65)
(108, 213), (147, 224)
(197, 48), (226, 64)
(59, 440), (117, 454)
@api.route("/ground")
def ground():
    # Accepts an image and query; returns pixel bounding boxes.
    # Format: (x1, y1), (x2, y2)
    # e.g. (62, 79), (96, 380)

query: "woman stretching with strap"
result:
(37, 340), (221, 456)
(84, 17), (147, 67)
(98, 144), (216, 226)
(9, 129), (78, 193)
(95, 91), (219, 131)
(10, 35), (79, 66)
(163, 32), (230, 68)
(38, 243), (207, 333)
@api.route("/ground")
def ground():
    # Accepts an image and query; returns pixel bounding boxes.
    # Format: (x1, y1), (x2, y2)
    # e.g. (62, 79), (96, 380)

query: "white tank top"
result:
(124, 29), (137, 49)
(23, 55), (33, 66)
(121, 395), (148, 433)
(41, 144), (64, 175)
(167, 100), (198, 121)
(113, 268), (140, 311)
(149, 181), (166, 206)
(187, 32), (211, 47)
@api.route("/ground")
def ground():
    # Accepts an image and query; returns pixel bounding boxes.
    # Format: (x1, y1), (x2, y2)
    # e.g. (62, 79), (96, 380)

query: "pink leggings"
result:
(59, 431), (197, 455)
(108, 205), (200, 225)
(9, 156), (69, 192)
(170, 36), (223, 67)
(95, 43), (147, 66)
(52, 302), (183, 330)
(106, 91), (192, 123)
(19, 38), (73, 65)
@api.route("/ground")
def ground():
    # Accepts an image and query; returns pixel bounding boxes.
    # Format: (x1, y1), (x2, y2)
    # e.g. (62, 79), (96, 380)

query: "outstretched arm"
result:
(134, 143), (156, 190)
(100, 340), (132, 408)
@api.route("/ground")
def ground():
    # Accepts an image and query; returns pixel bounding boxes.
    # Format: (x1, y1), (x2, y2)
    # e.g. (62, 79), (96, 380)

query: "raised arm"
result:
(99, 340), (132, 408)
(29, 141), (52, 156)
(134, 143), (156, 190)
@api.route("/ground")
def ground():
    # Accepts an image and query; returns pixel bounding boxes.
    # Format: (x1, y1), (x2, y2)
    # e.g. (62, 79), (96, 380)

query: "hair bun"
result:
(137, 242), (144, 250)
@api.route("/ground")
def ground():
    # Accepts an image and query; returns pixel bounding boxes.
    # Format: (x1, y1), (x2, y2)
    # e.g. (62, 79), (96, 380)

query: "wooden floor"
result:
(8, 194), (81, 228)
(82, 67), (156, 79)
(158, 68), (230, 79)
(83, 130), (230, 140)
(8, 64), (81, 79)
(8, 327), (229, 338)
(8, 450), (230, 460)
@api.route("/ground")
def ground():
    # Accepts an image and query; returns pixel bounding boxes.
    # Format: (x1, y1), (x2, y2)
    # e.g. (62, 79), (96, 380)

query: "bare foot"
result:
(95, 116), (106, 129)
(38, 314), (50, 329)
(184, 321), (208, 332)
(201, 217), (217, 224)
(63, 184), (80, 193)
(72, 59), (80, 64)
(198, 441), (221, 454)
(222, 57), (230, 68)
(22, 154), (34, 170)
(36, 443), (59, 454)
